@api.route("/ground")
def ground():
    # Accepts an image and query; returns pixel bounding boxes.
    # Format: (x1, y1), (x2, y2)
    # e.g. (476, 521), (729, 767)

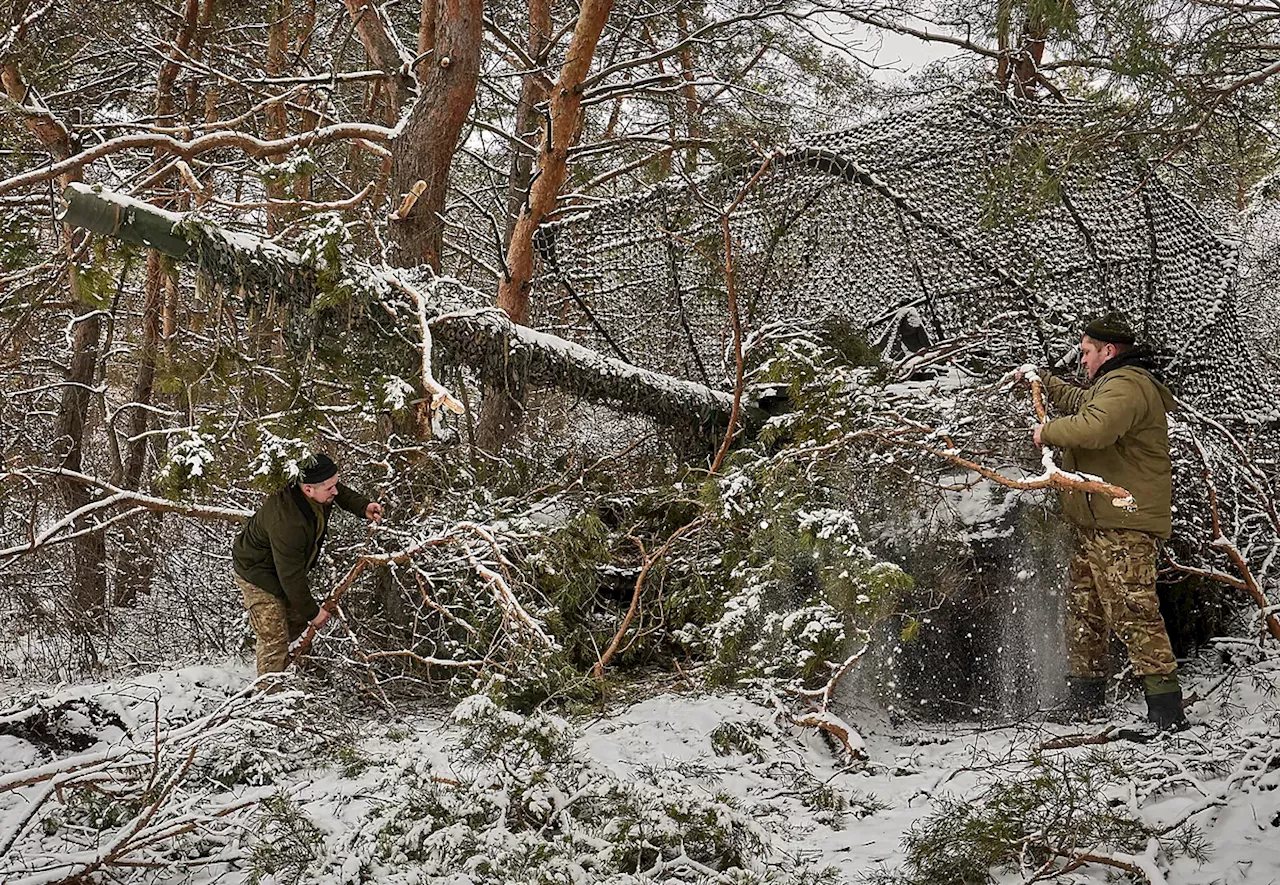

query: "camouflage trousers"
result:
(237, 575), (309, 676)
(1066, 528), (1178, 679)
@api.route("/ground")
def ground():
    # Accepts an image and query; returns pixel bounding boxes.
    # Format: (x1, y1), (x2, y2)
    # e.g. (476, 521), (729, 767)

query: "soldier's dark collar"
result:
(1094, 348), (1158, 383)
(289, 483), (318, 528)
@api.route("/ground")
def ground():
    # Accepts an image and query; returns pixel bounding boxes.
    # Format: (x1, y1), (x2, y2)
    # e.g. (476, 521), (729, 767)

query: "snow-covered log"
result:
(61, 185), (735, 430)
(430, 309), (733, 429)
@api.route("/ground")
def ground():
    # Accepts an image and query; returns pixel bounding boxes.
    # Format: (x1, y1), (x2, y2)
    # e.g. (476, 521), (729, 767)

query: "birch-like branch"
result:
(0, 123), (397, 194)
(0, 469), (250, 560)
(592, 515), (709, 678)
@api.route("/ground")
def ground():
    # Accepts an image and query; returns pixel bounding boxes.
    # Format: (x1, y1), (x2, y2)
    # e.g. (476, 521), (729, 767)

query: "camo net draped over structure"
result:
(532, 91), (1277, 422)
(1237, 185), (1280, 370)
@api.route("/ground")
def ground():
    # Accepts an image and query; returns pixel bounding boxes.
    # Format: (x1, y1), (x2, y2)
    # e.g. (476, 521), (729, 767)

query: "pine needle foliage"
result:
(250, 794), (326, 885)
(862, 749), (1209, 885)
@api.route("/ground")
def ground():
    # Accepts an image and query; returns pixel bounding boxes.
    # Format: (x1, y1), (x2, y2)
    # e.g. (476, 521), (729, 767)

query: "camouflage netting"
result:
(1237, 178), (1280, 371)
(533, 90), (1279, 422)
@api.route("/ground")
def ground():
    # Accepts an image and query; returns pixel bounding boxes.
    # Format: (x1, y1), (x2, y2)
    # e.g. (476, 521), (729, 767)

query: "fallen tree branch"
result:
(288, 536), (455, 663)
(0, 469), (251, 561)
(1187, 433), (1280, 641)
(1022, 368), (1134, 507)
(289, 522), (557, 665)
(861, 431), (1135, 504)
(796, 641), (871, 710)
(387, 275), (464, 415)
(772, 699), (867, 761)
(62, 186), (736, 430)
(432, 308), (734, 429)
(592, 515), (709, 678)
(457, 522), (558, 650)
(0, 686), (286, 882)
(1038, 726), (1117, 751)
(1052, 840), (1165, 884)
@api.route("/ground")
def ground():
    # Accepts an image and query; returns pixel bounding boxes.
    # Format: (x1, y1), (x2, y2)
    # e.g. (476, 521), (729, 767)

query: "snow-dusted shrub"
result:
(706, 451), (913, 691)
(248, 429), (314, 489)
(864, 750), (1208, 885)
(451, 692), (578, 766)
(710, 718), (770, 761)
(329, 696), (830, 884)
(604, 781), (765, 873)
(694, 328), (923, 695)
(250, 793), (325, 885)
(153, 429), (217, 495)
(201, 728), (299, 787)
(52, 786), (146, 832)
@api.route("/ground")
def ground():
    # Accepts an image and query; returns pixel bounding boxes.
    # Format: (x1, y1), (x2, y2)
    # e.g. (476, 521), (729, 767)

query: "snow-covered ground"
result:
(2, 656), (1280, 884)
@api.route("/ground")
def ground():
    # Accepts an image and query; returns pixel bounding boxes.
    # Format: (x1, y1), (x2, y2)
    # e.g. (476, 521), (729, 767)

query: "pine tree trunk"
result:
(676, 8), (701, 174)
(481, 0), (616, 450)
(342, 0), (414, 107)
(503, 0), (552, 247)
(265, 0), (292, 234)
(54, 277), (107, 619)
(113, 258), (165, 607)
(497, 0), (618, 322)
(114, 0), (202, 607)
(4, 45), (108, 621)
(295, 0), (319, 201)
(385, 0), (482, 270)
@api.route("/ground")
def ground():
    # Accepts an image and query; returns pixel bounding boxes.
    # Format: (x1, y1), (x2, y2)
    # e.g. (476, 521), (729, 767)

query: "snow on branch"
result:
(457, 522), (558, 650)
(430, 308), (735, 428)
(0, 469), (251, 561)
(0, 123), (398, 195)
(381, 274), (464, 416)
(855, 427), (1135, 506)
(289, 520), (557, 670)
(773, 698), (867, 762)
(0, 686), (291, 884)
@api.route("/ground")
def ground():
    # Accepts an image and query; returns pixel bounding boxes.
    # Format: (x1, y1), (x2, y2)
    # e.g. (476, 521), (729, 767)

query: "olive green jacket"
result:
(232, 483), (372, 619)
(1040, 361), (1176, 538)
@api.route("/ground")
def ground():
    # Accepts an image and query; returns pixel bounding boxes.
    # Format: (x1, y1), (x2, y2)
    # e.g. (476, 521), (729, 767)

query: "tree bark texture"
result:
(503, 0), (552, 247)
(265, 0), (292, 234)
(294, 0), (319, 201)
(343, 0), (414, 105)
(112, 259), (166, 607)
(676, 8), (701, 173)
(387, 0), (482, 270)
(418, 0), (437, 74)
(1011, 14), (1048, 96)
(4, 29), (108, 616)
(183, 0), (219, 136)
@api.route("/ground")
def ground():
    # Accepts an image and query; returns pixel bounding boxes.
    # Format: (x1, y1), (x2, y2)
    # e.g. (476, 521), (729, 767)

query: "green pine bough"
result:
(59, 183), (743, 433)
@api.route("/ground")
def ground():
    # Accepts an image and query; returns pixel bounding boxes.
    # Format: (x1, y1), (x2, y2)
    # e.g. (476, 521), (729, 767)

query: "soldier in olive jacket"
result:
(1027, 314), (1186, 732)
(233, 454), (383, 675)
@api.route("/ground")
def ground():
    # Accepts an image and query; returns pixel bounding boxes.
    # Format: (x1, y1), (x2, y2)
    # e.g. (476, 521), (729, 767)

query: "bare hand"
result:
(1033, 423), (1044, 447)
(311, 608), (331, 630)
(365, 502), (383, 522)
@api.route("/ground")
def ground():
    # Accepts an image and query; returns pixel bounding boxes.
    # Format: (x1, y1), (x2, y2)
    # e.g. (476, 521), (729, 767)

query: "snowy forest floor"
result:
(3, 648), (1280, 885)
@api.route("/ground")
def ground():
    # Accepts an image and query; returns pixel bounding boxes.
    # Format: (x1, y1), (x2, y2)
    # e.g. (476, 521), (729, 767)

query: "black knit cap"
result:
(1083, 313), (1137, 345)
(300, 453), (338, 485)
